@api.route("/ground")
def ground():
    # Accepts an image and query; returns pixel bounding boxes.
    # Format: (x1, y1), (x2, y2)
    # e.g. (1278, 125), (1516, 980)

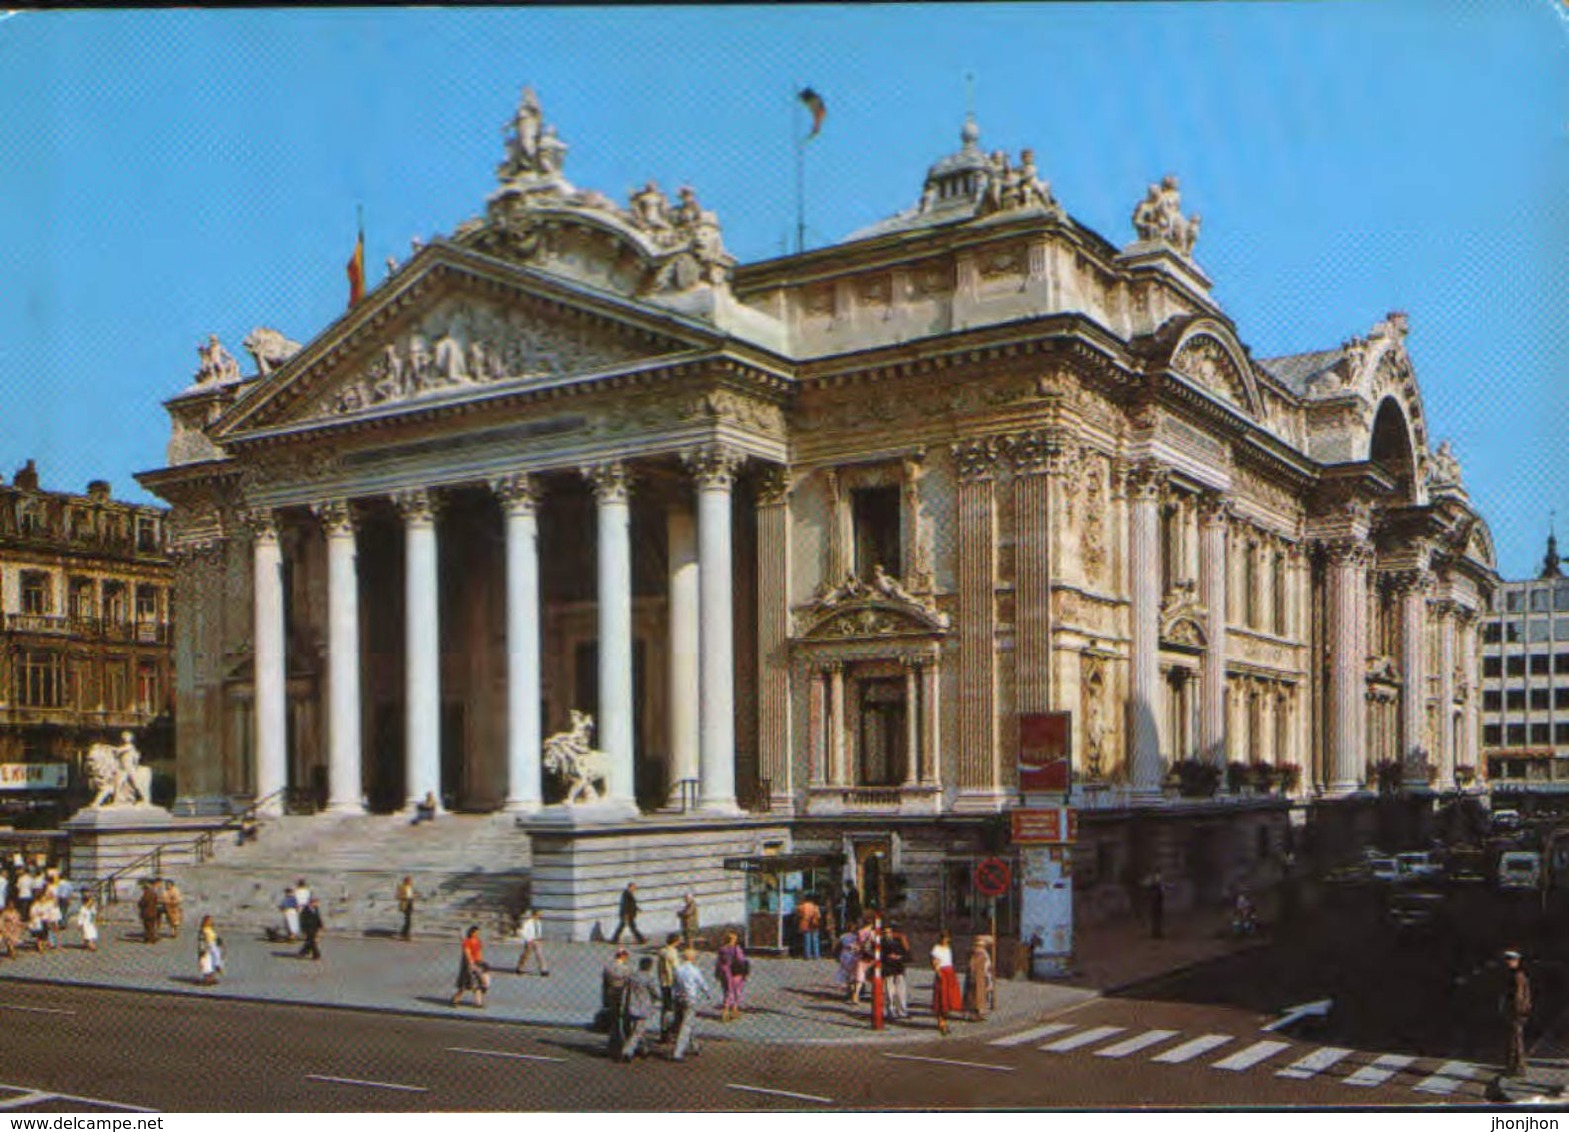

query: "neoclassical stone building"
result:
(141, 91), (1495, 926)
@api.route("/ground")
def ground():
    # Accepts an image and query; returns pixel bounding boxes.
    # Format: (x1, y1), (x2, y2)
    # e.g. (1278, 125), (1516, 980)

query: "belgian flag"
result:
(799, 88), (826, 140)
(345, 218), (366, 308)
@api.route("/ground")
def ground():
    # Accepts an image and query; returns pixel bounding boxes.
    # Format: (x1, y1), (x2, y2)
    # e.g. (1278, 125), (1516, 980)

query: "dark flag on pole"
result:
(799, 87), (827, 140)
(345, 209), (366, 308)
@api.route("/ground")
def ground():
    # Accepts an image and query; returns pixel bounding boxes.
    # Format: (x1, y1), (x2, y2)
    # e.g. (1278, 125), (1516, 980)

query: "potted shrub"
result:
(1248, 761), (1280, 793)
(1371, 758), (1403, 795)
(1171, 758), (1221, 798)
(1277, 763), (1303, 793)
(1226, 761), (1251, 793)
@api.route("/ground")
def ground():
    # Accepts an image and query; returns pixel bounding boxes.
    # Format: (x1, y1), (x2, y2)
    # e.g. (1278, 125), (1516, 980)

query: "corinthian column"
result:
(492, 473), (542, 812)
(1127, 461), (1167, 798)
(666, 504), (700, 804)
(585, 461), (636, 810)
(248, 509), (287, 814)
(314, 500), (364, 814)
(1437, 599), (1458, 784)
(1325, 539), (1373, 794)
(1397, 570), (1432, 773)
(1198, 494), (1231, 769)
(686, 444), (743, 815)
(394, 489), (442, 813)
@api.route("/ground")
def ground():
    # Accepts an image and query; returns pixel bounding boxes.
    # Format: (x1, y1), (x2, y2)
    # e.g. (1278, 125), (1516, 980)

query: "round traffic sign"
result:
(975, 856), (1012, 898)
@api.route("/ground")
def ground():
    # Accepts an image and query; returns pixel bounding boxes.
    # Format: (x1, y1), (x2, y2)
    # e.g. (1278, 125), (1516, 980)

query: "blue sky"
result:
(0, 3), (1564, 578)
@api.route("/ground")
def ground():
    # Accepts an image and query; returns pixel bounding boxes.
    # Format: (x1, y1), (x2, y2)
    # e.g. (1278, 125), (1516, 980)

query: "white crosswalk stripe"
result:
(1413, 1060), (1482, 1095)
(989, 1022), (1075, 1047)
(1040, 1025), (1125, 1052)
(1096, 1030), (1180, 1059)
(1276, 1047), (1355, 1080)
(1343, 1053), (1415, 1087)
(1153, 1034), (1233, 1064)
(1211, 1040), (1291, 1071)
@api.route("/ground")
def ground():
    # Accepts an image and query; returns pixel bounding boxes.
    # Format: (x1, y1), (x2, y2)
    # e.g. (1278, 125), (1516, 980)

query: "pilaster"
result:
(952, 438), (1002, 807)
(755, 465), (793, 810)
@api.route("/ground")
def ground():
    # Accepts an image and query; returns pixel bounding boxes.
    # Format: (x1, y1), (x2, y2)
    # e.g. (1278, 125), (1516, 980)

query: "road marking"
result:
(2, 1088), (158, 1113)
(989, 1022), (1075, 1047)
(1040, 1025), (1125, 1052)
(1414, 1060), (1481, 1095)
(0, 1004), (77, 1016)
(446, 1047), (566, 1064)
(1153, 1034), (1232, 1064)
(1343, 1053), (1415, 1087)
(1212, 1040), (1291, 1071)
(882, 1054), (1015, 1073)
(1277, 1047), (1355, 1080)
(0, 1092), (53, 1110)
(305, 1074), (429, 1094)
(727, 1084), (834, 1105)
(1096, 1030), (1180, 1059)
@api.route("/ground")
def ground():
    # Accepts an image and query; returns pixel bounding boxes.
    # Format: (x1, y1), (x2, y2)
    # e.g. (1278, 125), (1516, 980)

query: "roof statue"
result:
(243, 327), (302, 377)
(1131, 175), (1201, 256)
(194, 334), (242, 385)
(1427, 440), (1464, 491)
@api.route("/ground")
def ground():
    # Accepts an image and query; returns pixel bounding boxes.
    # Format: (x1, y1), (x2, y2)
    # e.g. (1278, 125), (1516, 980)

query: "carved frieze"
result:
(681, 389), (785, 438)
(1172, 334), (1249, 410)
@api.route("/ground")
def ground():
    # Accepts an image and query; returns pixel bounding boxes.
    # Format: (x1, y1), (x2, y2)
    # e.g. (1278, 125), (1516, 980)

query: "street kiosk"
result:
(723, 852), (844, 953)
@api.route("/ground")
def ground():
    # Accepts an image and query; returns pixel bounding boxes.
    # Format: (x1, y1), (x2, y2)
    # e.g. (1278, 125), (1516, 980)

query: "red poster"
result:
(1018, 711), (1071, 794)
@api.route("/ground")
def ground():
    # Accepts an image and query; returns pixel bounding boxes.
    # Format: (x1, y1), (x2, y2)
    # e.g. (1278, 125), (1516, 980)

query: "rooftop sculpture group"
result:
(1131, 175), (1201, 256)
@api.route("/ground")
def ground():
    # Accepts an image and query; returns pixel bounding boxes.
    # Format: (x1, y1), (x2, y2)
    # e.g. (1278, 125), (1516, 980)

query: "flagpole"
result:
(794, 93), (806, 255)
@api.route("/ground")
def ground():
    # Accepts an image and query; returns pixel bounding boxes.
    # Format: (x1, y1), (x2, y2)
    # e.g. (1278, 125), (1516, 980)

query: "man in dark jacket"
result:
(298, 897), (324, 960)
(613, 882), (645, 945)
(1503, 949), (1532, 1077)
(138, 881), (161, 944)
(881, 922), (912, 1020)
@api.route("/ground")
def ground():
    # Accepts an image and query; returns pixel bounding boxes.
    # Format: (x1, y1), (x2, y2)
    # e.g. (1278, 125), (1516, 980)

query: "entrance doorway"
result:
(854, 838), (893, 917)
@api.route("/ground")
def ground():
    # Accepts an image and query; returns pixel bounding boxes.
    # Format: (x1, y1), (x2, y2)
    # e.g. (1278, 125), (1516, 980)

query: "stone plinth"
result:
(63, 806), (226, 888)
(521, 812), (790, 942)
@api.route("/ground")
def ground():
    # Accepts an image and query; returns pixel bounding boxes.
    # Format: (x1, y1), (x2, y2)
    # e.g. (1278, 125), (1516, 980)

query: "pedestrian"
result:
(75, 892), (99, 952)
(162, 879), (184, 938)
(450, 925), (488, 1008)
(881, 922), (911, 1020)
(678, 892), (700, 948)
(613, 882), (645, 945)
(671, 948), (716, 1061)
(0, 900), (21, 959)
(1144, 872), (1165, 939)
(26, 890), (51, 952)
(1503, 949), (1533, 1077)
(52, 871), (73, 926)
(931, 929), (964, 1036)
(279, 887), (300, 942)
(598, 947), (633, 1032)
(964, 935), (995, 1021)
(298, 896), (324, 961)
(656, 932), (682, 1040)
(197, 914), (224, 985)
(796, 893), (822, 960)
(839, 879), (862, 931)
(715, 929), (749, 1022)
(617, 956), (659, 1061)
(15, 868), (35, 922)
(138, 880), (161, 944)
(836, 926), (860, 997)
(294, 878), (312, 920)
(396, 876), (416, 941)
(514, 908), (549, 975)
(850, 916), (879, 1005)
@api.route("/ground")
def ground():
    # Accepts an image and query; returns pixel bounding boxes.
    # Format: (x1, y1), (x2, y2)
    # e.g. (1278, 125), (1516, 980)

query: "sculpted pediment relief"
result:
(795, 568), (950, 641)
(1172, 333), (1255, 414)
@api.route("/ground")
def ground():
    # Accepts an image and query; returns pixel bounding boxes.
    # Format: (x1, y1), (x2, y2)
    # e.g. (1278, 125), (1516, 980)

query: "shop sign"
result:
(1011, 806), (1077, 844)
(1018, 712), (1071, 794)
(0, 764), (69, 791)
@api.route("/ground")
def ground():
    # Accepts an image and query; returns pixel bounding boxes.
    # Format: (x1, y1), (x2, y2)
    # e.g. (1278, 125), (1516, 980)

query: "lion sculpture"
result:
(243, 327), (303, 376)
(542, 710), (611, 805)
(84, 733), (153, 809)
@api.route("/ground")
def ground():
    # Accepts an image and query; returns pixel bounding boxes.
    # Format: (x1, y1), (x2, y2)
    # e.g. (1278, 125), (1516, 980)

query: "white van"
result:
(1498, 851), (1542, 891)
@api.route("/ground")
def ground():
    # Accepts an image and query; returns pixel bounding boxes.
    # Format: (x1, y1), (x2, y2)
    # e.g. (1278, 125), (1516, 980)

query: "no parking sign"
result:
(975, 856), (1012, 898)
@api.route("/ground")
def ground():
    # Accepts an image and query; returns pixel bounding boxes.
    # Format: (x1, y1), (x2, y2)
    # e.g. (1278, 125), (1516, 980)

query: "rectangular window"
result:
(1484, 622), (1502, 644)
(136, 663), (160, 714)
(1557, 584), (1569, 612)
(1508, 690), (1527, 711)
(1557, 722), (1569, 746)
(1484, 724), (1503, 746)
(1558, 653), (1569, 675)
(1507, 724), (1528, 746)
(106, 660), (130, 712)
(1272, 553), (1287, 635)
(1532, 654), (1551, 676)
(1557, 618), (1569, 641)
(1532, 722), (1552, 745)
(1532, 688), (1550, 711)
(102, 582), (127, 624)
(1507, 656), (1526, 677)
(1532, 620), (1552, 643)
(1533, 589), (1551, 613)
(1243, 545), (1258, 629)
(20, 571), (50, 615)
(69, 578), (95, 621)
(851, 485), (902, 580)
(1506, 621), (1523, 642)
(15, 651), (62, 707)
(1484, 657), (1503, 677)
(134, 585), (157, 620)
(136, 516), (159, 552)
(1484, 690), (1503, 712)
(1507, 591), (1524, 612)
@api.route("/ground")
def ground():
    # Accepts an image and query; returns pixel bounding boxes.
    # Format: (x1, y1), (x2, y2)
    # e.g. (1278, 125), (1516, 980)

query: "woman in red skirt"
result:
(930, 929), (963, 1035)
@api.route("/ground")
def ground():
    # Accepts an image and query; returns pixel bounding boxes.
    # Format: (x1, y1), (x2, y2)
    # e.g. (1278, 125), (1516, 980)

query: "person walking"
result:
(617, 956), (660, 1061)
(396, 876), (416, 941)
(931, 929), (964, 1035)
(671, 948), (716, 1062)
(52, 871), (73, 927)
(279, 886), (300, 942)
(796, 893), (822, 960)
(450, 925), (488, 1008)
(515, 908), (549, 976)
(0, 900), (21, 959)
(298, 897), (324, 961)
(881, 922), (911, 1020)
(75, 892), (99, 952)
(138, 881), (161, 944)
(197, 915), (224, 985)
(1503, 949), (1533, 1078)
(656, 932), (682, 1040)
(598, 947), (633, 1033)
(849, 917), (879, 1006)
(162, 879), (184, 939)
(15, 868), (34, 923)
(678, 892), (700, 948)
(715, 929), (749, 1022)
(964, 935), (996, 1021)
(613, 882), (645, 946)
(835, 926), (860, 998)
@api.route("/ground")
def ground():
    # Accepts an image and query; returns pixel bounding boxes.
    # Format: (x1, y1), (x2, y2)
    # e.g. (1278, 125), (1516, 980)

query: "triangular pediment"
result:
(794, 570), (950, 641)
(214, 244), (720, 440)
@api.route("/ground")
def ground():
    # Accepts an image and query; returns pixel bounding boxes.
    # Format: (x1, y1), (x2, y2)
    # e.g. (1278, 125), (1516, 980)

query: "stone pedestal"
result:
(63, 806), (225, 888)
(520, 811), (790, 942)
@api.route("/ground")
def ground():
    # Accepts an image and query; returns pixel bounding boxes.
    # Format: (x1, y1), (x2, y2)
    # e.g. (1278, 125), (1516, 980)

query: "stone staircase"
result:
(101, 812), (533, 939)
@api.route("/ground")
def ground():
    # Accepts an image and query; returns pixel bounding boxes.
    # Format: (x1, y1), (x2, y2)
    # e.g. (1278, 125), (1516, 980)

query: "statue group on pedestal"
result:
(1131, 175), (1201, 256)
(84, 731), (153, 809)
(542, 710), (611, 805)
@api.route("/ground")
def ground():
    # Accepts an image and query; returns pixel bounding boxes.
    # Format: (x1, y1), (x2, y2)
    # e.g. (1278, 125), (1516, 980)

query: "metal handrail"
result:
(87, 786), (289, 909)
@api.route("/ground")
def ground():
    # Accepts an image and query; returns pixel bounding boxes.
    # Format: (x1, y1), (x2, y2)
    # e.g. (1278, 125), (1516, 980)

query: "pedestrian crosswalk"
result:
(988, 1021), (1491, 1097)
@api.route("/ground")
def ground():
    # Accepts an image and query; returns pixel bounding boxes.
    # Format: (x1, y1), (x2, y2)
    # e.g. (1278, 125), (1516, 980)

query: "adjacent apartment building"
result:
(0, 460), (174, 821)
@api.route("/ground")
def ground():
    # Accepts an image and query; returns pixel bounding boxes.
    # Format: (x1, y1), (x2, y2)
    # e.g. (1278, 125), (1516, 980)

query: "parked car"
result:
(1492, 809), (1522, 833)
(1368, 856), (1401, 883)
(1396, 852), (1444, 883)
(1497, 850), (1543, 891)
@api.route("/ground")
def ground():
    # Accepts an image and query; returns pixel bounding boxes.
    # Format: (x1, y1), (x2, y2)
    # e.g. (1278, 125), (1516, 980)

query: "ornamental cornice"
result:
(490, 472), (543, 516)
(795, 567), (950, 640)
(583, 460), (633, 504)
(953, 438), (1001, 483)
(1002, 428), (1077, 477)
(1380, 568), (1433, 598)
(168, 538), (227, 565)
(683, 443), (745, 490)
(754, 464), (793, 507)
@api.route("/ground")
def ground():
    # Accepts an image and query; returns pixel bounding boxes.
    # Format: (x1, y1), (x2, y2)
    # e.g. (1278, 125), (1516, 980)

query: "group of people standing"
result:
(0, 855), (91, 957)
(832, 917), (994, 1033)
(273, 878), (325, 959)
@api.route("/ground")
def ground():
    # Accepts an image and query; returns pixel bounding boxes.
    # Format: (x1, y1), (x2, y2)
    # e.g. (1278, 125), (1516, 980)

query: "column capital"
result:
(1320, 537), (1374, 569)
(1121, 459), (1169, 501)
(583, 460), (633, 505)
(754, 463), (793, 506)
(311, 499), (357, 538)
(240, 507), (280, 544)
(1197, 492), (1234, 527)
(490, 472), (542, 517)
(683, 443), (745, 490)
(1382, 568), (1434, 598)
(953, 437), (1001, 483)
(1003, 428), (1076, 478)
(392, 487), (441, 527)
